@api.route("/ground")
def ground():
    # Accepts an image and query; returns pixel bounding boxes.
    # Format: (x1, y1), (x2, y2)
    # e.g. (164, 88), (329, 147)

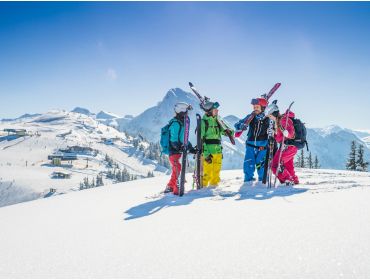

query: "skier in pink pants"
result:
(268, 110), (299, 186)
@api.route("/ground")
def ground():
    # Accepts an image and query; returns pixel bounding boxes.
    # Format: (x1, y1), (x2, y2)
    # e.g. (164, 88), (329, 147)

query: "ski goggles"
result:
(251, 98), (268, 107)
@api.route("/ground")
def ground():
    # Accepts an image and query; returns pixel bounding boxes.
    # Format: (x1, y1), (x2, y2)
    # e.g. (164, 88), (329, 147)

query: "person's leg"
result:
(278, 146), (297, 183)
(169, 154), (181, 194)
(202, 156), (212, 187)
(271, 148), (285, 183)
(210, 154), (222, 186)
(243, 145), (256, 182)
(256, 148), (267, 182)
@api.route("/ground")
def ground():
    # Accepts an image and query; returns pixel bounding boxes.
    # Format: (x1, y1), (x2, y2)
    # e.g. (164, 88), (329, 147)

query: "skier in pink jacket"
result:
(268, 110), (299, 186)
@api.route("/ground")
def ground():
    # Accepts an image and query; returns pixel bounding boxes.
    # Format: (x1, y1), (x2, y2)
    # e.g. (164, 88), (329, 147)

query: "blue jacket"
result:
(169, 117), (185, 155)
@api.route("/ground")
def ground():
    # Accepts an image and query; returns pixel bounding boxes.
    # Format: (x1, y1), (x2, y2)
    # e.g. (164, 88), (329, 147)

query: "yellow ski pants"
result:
(202, 153), (222, 187)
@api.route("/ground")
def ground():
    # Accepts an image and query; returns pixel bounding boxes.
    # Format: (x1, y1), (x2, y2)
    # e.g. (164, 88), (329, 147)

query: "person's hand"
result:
(282, 130), (289, 137)
(189, 146), (198, 154)
(205, 154), (213, 164)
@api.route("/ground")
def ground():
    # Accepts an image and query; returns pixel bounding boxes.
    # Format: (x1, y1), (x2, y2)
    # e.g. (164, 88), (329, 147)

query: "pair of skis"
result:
(178, 110), (191, 197)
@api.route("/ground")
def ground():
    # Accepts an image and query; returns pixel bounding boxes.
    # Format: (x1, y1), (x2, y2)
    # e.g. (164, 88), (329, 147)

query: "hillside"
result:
(0, 169), (369, 278)
(0, 110), (168, 207)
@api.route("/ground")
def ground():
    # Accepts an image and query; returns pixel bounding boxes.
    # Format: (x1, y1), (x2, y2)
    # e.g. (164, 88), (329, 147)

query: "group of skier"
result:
(161, 82), (306, 196)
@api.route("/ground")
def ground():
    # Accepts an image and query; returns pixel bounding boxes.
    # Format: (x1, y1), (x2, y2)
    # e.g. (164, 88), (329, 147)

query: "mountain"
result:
(306, 125), (370, 169)
(96, 110), (121, 120)
(117, 88), (245, 169)
(71, 107), (94, 116)
(0, 110), (169, 207)
(1, 113), (42, 122)
(1, 168), (370, 278)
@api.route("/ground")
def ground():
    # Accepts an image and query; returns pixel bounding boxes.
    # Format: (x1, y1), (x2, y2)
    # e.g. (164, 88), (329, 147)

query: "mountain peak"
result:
(71, 107), (93, 116)
(96, 110), (121, 120)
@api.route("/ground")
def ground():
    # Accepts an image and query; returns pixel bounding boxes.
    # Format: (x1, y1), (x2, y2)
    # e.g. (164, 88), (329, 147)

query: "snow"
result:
(0, 168), (369, 278)
(0, 110), (168, 207)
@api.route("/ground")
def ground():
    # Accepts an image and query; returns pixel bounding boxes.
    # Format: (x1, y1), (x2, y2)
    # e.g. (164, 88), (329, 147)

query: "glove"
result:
(205, 154), (213, 164)
(282, 130), (289, 137)
(188, 146), (197, 154)
(240, 124), (248, 131)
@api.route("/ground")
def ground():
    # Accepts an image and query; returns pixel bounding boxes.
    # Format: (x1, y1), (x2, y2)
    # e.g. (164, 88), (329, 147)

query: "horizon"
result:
(1, 2), (370, 130)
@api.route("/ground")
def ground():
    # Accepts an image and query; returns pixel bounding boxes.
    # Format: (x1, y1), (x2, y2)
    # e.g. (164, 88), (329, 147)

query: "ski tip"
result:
(189, 82), (194, 87)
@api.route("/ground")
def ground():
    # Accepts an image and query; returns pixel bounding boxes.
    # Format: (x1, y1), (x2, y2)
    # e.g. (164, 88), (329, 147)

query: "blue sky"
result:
(0, 2), (370, 129)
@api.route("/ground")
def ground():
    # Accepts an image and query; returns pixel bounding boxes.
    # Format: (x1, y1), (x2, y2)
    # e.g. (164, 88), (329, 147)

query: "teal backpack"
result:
(160, 119), (181, 155)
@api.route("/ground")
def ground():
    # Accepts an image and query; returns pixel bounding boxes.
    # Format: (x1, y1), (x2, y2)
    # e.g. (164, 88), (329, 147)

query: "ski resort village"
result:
(1, 1), (370, 279)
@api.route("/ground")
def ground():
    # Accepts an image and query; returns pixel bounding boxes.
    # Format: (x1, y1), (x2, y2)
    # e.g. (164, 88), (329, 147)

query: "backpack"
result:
(286, 118), (309, 151)
(160, 119), (181, 155)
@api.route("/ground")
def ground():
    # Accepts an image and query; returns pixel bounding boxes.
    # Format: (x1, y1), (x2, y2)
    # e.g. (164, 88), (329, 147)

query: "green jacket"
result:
(201, 114), (233, 157)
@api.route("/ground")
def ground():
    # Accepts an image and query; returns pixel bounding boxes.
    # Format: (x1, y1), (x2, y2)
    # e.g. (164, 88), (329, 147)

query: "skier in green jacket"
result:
(201, 101), (234, 187)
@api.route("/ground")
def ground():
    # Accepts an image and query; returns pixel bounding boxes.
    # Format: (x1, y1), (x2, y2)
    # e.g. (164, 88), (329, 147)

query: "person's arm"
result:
(234, 114), (252, 131)
(280, 117), (295, 139)
(169, 122), (182, 152)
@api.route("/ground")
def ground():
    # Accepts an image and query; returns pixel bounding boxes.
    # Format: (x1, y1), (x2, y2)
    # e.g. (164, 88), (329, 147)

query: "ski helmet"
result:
(174, 102), (192, 114)
(203, 101), (220, 112)
(251, 98), (268, 107)
(266, 101), (279, 116)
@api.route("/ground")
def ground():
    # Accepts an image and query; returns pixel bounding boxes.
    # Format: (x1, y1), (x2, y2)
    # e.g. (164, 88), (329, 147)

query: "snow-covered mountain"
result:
(0, 110), (169, 207)
(304, 124), (370, 169)
(1, 113), (42, 122)
(1, 168), (370, 278)
(96, 110), (121, 120)
(71, 107), (94, 116)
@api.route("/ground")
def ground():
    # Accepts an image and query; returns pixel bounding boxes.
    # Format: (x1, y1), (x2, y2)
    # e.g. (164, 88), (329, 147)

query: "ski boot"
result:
(285, 181), (295, 187)
(163, 185), (173, 193)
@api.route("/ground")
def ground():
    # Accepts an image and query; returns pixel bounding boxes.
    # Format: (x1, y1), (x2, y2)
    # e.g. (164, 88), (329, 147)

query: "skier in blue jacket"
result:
(165, 102), (196, 195)
(235, 98), (270, 183)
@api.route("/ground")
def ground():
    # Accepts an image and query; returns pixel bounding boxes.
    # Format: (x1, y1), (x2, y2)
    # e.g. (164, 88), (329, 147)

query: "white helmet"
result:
(266, 101), (279, 115)
(174, 102), (192, 114)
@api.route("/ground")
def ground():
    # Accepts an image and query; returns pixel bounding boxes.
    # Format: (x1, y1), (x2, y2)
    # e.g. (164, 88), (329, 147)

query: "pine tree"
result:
(356, 144), (369, 172)
(314, 155), (320, 169)
(306, 152), (313, 169)
(346, 141), (357, 171)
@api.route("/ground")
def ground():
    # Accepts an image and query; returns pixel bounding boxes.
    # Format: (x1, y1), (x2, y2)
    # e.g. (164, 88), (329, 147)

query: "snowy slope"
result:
(0, 110), (168, 207)
(0, 169), (369, 278)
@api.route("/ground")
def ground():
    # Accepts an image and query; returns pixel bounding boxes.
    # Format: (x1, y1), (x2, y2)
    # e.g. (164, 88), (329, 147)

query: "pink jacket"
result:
(275, 110), (295, 143)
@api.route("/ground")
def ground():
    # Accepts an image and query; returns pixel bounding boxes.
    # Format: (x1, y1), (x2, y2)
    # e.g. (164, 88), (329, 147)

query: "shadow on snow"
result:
(124, 185), (308, 221)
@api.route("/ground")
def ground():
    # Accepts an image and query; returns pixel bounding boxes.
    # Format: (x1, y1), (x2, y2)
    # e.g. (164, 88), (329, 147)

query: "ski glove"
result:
(187, 143), (197, 154)
(205, 154), (213, 164)
(282, 130), (289, 137)
(170, 141), (183, 152)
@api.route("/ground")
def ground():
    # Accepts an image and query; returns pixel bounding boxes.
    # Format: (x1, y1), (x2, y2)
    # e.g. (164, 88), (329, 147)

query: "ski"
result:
(263, 100), (278, 188)
(179, 110), (191, 196)
(192, 113), (202, 189)
(234, 82), (281, 138)
(189, 82), (235, 145)
(273, 101), (294, 188)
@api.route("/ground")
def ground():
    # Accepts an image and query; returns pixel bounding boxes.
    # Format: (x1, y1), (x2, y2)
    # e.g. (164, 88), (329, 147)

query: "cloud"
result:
(106, 68), (117, 80)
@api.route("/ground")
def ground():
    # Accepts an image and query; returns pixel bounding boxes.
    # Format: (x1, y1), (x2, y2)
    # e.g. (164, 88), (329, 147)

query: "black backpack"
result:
(286, 118), (309, 151)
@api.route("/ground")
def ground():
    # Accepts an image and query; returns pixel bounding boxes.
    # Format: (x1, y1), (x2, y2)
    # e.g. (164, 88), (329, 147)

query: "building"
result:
(52, 171), (71, 179)
(3, 129), (27, 137)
